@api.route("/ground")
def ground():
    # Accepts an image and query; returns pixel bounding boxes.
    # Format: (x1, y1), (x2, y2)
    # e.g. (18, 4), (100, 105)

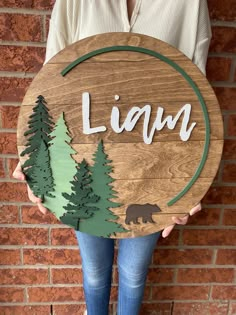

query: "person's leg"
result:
(75, 231), (115, 315)
(117, 232), (161, 315)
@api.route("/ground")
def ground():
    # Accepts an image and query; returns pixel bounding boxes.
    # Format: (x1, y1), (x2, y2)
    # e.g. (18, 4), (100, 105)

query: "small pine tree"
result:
(30, 140), (54, 200)
(79, 140), (127, 237)
(60, 159), (99, 230)
(21, 95), (54, 177)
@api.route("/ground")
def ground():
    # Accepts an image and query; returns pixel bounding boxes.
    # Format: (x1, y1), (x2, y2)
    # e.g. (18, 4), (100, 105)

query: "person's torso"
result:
(72, 0), (200, 61)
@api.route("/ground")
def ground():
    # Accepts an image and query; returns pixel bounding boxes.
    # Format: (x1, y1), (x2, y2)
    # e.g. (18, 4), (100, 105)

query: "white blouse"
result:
(45, 0), (212, 74)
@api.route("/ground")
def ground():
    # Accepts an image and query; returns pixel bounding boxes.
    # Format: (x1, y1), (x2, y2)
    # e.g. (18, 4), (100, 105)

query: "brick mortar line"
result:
(209, 53), (236, 58)
(0, 41), (46, 47)
(219, 207), (224, 225)
(212, 249), (217, 264)
(0, 71), (36, 78)
(211, 82), (236, 87)
(0, 102), (21, 106)
(211, 21), (236, 27)
(0, 129), (16, 133)
(0, 8), (52, 15)
(229, 58), (236, 83)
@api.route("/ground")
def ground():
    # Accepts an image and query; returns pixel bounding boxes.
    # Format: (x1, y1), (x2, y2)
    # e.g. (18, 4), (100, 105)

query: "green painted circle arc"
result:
(61, 45), (211, 207)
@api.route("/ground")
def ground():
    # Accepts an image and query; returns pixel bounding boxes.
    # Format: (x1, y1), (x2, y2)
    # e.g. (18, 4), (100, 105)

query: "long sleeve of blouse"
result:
(45, 0), (212, 75)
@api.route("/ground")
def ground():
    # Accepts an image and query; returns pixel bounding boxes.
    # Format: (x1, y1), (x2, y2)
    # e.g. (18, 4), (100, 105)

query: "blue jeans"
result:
(75, 231), (160, 315)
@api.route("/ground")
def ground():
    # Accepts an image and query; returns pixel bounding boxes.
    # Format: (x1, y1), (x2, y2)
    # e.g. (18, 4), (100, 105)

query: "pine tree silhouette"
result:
(21, 95), (54, 177)
(60, 159), (99, 230)
(30, 140), (54, 200)
(43, 113), (77, 218)
(79, 140), (127, 237)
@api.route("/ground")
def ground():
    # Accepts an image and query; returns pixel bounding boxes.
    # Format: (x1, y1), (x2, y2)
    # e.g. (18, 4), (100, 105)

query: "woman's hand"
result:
(162, 203), (202, 238)
(12, 162), (48, 214)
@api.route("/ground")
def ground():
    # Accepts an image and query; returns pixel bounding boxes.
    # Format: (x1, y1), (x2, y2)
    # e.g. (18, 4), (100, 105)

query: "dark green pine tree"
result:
(60, 159), (100, 230)
(30, 140), (54, 200)
(79, 140), (128, 237)
(21, 95), (54, 177)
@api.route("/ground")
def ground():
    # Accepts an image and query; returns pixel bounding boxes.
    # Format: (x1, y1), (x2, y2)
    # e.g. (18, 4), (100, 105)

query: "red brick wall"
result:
(0, 1), (235, 314)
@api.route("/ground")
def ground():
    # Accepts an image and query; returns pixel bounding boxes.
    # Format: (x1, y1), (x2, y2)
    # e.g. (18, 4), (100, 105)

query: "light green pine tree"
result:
(79, 140), (128, 237)
(43, 113), (77, 218)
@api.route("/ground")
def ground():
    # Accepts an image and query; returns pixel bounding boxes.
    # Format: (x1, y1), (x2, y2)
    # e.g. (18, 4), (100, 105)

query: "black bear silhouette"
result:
(125, 203), (161, 225)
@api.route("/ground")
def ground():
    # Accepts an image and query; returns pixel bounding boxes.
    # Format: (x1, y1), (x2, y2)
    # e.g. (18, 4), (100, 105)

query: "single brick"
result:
(0, 227), (48, 245)
(173, 302), (229, 315)
(153, 249), (213, 265)
(23, 248), (81, 265)
(210, 26), (236, 53)
(0, 77), (32, 102)
(223, 209), (236, 226)
(0, 182), (28, 202)
(0, 0), (55, 10)
(212, 285), (236, 300)
(0, 13), (41, 42)
(214, 87), (236, 111)
(0, 105), (20, 129)
(0, 133), (17, 155)
(27, 286), (84, 302)
(177, 268), (234, 283)
(50, 228), (78, 246)
(0, 306), (51, 315)
(0, 46), (45, 72)
(146, 267), (174, 284)
(152, 285), (209, 300)
(51, 267), (83, 284)
(208, 0), (236, 21)
(222, 163), (236, 182)
(216, 249), (236, 265)
(0, 249), (21, 265)
(0, 205), (18, 224)
(52, 304), (86, 315)
(0, 268), (48, 285)
(182, 229), (236, 246)
(0, 287), (24, 303)
(223, 140), (236, 159)
(203, 186), (236, 204)
(0, 305), (52, 315)
(140, 303), (172, 315)
(228, 115), (236, 136)
(206, 57), (232, 81)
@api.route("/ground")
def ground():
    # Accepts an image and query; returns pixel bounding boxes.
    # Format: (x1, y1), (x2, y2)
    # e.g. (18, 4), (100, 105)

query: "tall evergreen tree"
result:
(43, 113), (77, 218)
(30, 140), (54, 200)
(21, 95), (54, 176)
(79, 140), (127, 237)
(60, 159), (99, 230)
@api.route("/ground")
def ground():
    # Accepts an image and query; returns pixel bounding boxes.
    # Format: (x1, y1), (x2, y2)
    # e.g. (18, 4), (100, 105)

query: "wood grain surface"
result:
(17, 33), (224, 238)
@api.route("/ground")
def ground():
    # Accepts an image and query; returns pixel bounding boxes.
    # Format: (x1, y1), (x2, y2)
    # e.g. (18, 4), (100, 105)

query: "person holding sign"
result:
(13, 0), (212, 314)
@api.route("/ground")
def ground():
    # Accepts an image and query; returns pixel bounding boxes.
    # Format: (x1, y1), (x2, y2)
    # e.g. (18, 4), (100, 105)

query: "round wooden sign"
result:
(17, 33), (224, 238)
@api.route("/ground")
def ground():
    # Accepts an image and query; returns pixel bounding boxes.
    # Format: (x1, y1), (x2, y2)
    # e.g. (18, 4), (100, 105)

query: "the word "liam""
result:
(82, 92), (196, 144)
